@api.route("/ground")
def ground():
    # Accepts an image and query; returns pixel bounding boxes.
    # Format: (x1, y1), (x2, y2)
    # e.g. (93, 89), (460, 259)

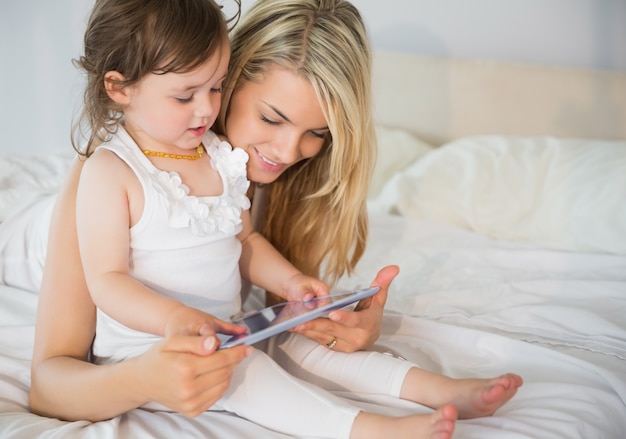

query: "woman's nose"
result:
(276, 132), (302, 164)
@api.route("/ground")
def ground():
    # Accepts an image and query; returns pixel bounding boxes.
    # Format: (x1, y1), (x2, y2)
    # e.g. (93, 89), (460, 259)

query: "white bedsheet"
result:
(1, 213), (625, 438)
(344, 214), (626, 438)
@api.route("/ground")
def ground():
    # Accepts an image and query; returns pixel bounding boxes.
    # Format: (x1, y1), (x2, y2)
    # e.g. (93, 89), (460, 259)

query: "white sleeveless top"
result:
(92, 127), (250, 363)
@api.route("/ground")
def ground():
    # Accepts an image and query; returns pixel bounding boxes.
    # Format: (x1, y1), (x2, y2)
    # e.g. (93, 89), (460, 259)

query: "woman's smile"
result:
(225, 65), (327, 184)
(252, 146), (284, 172)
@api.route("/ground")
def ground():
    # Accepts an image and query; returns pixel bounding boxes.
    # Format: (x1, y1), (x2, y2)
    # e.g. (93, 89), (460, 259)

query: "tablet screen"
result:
(219, 286), (379, 349)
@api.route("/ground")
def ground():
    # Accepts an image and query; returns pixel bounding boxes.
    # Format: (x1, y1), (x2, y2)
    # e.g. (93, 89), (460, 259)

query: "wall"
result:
(240, 0), (626, 71)
(351, 0), (626, 71)
(1, 0), (624, 155)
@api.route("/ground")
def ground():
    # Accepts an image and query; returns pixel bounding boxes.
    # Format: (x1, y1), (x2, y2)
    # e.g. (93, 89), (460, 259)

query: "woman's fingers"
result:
(160, 333), (219, 355)
(174, 344), (252, 417)
(354, 264), (398, 311)
(133, 334), (251, 414)
(291, 312), (370, 352)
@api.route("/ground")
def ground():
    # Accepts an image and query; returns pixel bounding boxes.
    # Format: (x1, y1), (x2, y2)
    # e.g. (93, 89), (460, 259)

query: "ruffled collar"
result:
(148, 141), (250, 236)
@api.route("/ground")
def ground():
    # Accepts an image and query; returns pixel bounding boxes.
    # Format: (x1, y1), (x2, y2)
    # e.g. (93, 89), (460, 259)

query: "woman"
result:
(217, 0), (383, 352)
(26, 0), (392, 422)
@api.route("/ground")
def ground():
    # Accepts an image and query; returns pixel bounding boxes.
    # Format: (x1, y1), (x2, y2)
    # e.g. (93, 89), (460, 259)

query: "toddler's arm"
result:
(237, 210), (329, 302)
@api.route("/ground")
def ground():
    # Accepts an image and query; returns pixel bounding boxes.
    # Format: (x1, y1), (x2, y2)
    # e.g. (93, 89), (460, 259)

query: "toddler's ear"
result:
(104, 71), (130, 105)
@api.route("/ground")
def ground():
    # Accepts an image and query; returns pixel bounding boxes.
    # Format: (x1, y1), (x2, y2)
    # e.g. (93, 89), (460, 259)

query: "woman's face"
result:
(224, 65), (329, 185)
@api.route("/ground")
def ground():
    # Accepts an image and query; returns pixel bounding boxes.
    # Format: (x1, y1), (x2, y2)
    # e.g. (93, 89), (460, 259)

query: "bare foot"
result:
(351, 404), (457, 439)
(450, 373), (523, 419)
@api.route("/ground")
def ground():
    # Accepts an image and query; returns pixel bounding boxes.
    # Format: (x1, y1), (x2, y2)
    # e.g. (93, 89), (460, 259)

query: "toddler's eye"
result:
(176, 96), (193, 103)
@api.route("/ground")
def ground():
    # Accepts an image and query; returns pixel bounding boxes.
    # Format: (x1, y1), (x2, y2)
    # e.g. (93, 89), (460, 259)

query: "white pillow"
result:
(0, 193), (54, 292)
(369, 126), (435, 198)
(373, 135), (626, 254)
(0, 150), (72, 221)
(0, 151), (71, 291)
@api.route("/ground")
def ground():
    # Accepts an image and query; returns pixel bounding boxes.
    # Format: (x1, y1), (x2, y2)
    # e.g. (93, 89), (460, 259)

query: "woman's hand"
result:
(131, 333), (252, 417)
(290, 265), (399, 352)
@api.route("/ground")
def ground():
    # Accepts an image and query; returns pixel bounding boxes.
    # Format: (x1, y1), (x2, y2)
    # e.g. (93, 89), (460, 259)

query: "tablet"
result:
(219, 286), (380, 349)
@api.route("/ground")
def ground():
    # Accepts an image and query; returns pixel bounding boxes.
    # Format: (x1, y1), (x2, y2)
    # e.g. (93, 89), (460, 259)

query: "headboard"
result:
(371, 50), (626, 146)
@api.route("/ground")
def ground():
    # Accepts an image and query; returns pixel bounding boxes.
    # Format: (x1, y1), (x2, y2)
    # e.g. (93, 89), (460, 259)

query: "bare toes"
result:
(455, 374), (523, 419)
(483, 381), (507, 405)
(497, 373), (524, 389)
(431, 404), (457, 438)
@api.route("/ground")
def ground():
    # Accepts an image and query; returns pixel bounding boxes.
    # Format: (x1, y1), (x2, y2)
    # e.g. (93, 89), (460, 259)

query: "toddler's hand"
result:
(164, 305), (247, 340)
(282, 273), (329, 303)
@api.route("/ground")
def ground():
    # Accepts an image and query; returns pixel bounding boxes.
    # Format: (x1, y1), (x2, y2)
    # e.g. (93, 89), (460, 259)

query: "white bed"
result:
(1, 51), (625, 438)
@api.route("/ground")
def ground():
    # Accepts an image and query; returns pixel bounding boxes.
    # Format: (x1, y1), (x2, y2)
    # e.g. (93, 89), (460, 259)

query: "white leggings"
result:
(267, 332), (413, 397)
(210, 333), (414, 438)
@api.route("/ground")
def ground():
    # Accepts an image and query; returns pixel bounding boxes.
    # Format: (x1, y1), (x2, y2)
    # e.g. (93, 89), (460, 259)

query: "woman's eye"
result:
(311, 131), (327, 140)
(211, 87), (222, 94)
(261, 115), (279, 126)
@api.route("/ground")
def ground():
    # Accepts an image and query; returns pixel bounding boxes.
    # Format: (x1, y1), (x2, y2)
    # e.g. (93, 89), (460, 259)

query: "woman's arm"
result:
(30, 159), (251, 421)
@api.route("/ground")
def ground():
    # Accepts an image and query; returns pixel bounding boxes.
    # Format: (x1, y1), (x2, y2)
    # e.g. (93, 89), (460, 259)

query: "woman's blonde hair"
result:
(216, 0), (375, 285)
(72, 0), (237, 156)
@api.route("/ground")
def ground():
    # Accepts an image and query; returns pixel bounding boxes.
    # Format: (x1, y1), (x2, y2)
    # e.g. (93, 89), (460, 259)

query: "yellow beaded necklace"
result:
(142, 144), (204, 160)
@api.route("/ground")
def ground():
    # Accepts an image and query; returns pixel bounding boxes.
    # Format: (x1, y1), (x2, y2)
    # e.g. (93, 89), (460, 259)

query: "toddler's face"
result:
(122, 40), (230, 154)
